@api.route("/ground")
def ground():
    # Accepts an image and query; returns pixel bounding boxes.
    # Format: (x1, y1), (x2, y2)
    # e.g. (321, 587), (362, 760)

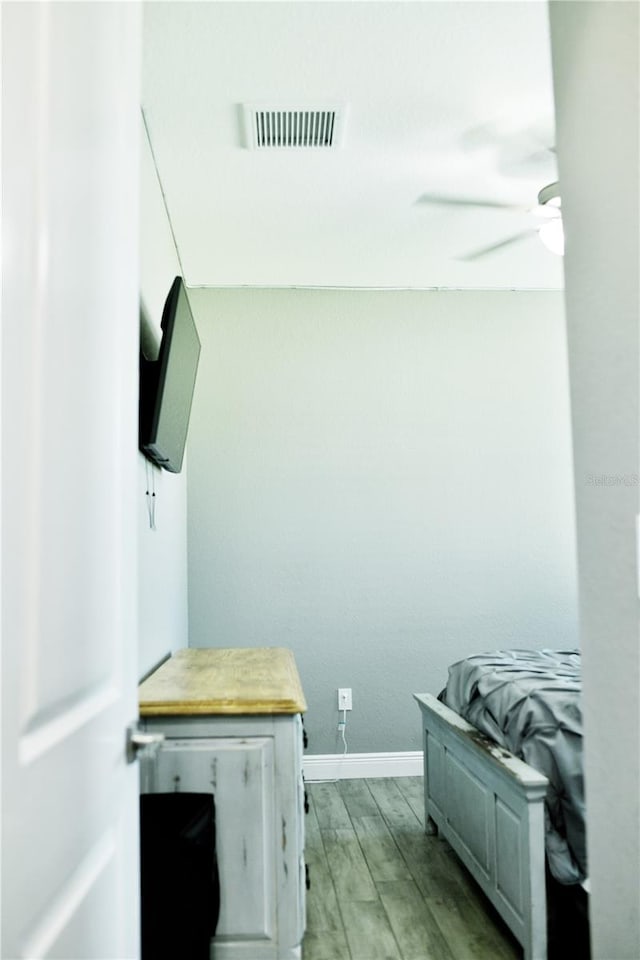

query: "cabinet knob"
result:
(305, 864), (311, 890)
(126, 724), (165, 764)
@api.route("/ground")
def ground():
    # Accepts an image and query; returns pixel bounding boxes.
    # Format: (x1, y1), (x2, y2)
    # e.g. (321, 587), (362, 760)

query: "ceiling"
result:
(142, 1), (564, 291)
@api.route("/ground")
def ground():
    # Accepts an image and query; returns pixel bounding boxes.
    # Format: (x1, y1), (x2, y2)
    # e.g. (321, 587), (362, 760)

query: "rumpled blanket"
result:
(440, 648), (586, 885)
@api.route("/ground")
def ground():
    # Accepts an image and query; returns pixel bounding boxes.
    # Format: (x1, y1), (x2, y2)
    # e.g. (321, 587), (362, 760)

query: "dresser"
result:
(138, 647), (308, 960)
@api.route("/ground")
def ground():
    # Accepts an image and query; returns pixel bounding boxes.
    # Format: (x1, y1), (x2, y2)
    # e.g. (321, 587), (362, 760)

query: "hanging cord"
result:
(312, 709), (350, 785)
(337, 707), (349, 778)
(145, 460), (157, 530)
(338, 709), (348, 755)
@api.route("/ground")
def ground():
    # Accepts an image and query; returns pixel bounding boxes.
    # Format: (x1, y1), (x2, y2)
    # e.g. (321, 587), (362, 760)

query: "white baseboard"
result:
(302, 751), (423, 781)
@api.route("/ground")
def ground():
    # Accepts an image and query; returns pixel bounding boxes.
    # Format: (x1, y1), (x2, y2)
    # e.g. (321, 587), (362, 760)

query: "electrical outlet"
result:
(338, 688), (352, 711)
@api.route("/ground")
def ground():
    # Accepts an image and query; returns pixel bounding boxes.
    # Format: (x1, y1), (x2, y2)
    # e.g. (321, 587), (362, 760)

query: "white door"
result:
(2, 4), (142, 957)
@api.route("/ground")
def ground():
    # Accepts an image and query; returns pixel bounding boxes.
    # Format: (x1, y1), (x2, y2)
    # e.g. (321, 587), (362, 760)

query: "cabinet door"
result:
(152, 737), (276, 942)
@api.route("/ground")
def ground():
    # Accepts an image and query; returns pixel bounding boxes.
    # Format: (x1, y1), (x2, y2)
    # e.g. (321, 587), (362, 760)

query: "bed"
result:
(414, 648), (586, 960)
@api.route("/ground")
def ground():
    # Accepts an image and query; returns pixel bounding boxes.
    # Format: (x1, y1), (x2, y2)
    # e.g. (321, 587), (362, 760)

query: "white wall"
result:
(138, 120), (189, 679)
(550, 3), (640, 955)
(186, 287), (578, 753)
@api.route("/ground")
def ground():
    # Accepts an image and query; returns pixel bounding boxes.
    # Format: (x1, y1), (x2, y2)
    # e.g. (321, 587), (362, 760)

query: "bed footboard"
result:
(414, 694), (549, 960)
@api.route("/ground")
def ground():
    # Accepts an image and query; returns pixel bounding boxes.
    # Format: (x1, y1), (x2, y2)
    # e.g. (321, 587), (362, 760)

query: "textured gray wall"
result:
(186, 288), (578, 754)
(138, 121), (189, 681)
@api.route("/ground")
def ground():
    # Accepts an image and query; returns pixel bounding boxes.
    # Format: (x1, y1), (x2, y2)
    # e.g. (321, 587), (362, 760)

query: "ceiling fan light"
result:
(537, 181), (561, 206)
(538, 217), (564, 256)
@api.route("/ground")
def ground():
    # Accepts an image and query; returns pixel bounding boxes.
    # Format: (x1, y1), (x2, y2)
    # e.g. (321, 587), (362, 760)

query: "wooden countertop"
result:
(139, 647), (307, 716)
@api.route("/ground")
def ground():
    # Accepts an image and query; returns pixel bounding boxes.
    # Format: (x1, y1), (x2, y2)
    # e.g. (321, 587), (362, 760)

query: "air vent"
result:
(243, 104), (346, 149)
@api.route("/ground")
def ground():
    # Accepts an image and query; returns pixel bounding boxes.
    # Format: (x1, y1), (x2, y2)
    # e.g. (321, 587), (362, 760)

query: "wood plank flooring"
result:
(302, 777), (521, 960)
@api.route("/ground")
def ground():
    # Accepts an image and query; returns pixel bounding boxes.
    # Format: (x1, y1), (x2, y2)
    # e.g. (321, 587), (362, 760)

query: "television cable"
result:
(145, 460), (157, 530)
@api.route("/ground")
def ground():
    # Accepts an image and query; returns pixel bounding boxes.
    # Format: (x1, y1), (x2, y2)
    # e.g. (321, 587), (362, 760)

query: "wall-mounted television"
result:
(139, 276), (201, 473)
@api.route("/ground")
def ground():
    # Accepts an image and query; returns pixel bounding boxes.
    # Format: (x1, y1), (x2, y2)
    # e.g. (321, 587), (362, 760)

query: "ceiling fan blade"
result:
(416, 192), (523, 211)
(458, 228), (537, 262)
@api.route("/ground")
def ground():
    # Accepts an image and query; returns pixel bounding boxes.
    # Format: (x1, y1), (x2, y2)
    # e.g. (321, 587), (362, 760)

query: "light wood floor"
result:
(302, 777), (521, 960)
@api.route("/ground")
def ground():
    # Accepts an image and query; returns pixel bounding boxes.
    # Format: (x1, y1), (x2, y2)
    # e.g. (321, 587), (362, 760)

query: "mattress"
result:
(440, 648), (586, 885)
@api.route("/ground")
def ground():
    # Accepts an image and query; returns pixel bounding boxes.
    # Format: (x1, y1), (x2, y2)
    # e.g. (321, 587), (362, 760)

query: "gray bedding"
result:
(440, 648), (586, 885)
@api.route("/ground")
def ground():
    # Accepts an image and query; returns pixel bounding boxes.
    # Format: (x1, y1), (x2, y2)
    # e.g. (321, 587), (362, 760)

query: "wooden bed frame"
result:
(414, 693), (549, 960)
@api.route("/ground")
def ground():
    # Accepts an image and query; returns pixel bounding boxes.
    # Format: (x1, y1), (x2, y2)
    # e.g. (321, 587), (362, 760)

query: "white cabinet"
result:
(139, 649), (307, 960)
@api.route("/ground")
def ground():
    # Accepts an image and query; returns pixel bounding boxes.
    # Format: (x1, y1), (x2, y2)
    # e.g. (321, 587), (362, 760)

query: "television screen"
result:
(139, 276), (201, 473)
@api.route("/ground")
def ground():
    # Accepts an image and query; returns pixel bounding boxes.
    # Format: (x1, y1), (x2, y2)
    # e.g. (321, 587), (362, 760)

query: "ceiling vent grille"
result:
(243, 104), (346, 149)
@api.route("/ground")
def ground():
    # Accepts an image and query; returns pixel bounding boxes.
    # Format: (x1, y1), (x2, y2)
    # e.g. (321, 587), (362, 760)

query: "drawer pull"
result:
(126, 725), (165, 764)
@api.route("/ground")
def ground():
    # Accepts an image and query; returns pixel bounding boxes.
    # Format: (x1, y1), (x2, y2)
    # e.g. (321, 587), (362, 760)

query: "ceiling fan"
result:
(417, 181), (564, 260)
